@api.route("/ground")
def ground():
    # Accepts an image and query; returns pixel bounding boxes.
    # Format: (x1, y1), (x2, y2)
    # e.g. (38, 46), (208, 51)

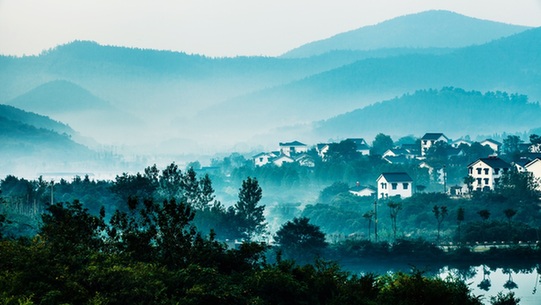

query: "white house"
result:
(294, 154), (315, 167)
(272, 155), (295, 167)
(279, 141), (308, 157)
(480, 139), (502, 154)
(524, 158), (541, 191)
(316, 143), (330, 159)
(253, 152), (278, 167)
(376, 172), (413, 199)
(451, 138), (472, 148)
(421, 133), (449, 156)
(349, 183), (377, 197)
(467, 157), (510, 191)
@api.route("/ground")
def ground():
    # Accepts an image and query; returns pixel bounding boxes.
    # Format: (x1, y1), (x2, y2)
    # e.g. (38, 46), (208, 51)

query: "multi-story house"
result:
(420, 133), (449, 156)
(467, 156), (510, 191)
(524, 158), (541, 191)
(376, 172), (413, 199)
(279, 141), (308, 157)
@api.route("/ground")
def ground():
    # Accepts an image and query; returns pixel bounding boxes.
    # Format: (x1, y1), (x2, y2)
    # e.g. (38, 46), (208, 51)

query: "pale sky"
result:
(1, 0), (540, 57)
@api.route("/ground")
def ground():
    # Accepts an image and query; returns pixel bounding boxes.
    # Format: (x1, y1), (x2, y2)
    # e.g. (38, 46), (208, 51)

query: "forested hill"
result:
(8, 80), (114, 113)
(311, 87), (541, 140)
(0, 116), (95, 172)
(0, 104), (74, 136)
(282, 10), (530, 58)
(194, 26), (541, 140)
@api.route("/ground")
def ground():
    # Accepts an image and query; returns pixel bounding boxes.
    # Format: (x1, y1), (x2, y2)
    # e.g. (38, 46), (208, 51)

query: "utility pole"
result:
(50, 180), (54, 205)
(374, 200), (378, 242)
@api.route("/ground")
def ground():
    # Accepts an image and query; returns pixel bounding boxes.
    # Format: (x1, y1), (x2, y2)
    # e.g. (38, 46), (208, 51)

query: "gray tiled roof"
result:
(468, 157), (510, 169)
(421, 133), (447, 140)
(378, 172), (413, 182)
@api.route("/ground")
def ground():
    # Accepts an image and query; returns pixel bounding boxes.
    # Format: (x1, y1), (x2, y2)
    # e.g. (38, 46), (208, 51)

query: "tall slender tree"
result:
(456, 207), (465, 244)
(235, 177), (266, 239)
(387, 201), (402, 240)
(433, 205), (448, 243)
(363, 211), (374, 241)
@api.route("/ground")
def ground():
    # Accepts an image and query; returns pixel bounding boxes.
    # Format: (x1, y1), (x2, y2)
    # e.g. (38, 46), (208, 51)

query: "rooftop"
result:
(378, 172), (413, 182)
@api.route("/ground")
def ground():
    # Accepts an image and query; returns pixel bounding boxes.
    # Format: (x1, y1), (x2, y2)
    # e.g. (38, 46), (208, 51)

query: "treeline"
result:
(1, 195), (518, 305)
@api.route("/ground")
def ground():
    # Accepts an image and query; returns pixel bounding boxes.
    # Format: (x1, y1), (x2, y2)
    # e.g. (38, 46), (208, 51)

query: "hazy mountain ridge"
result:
(0, 114), (97, 175)
(193, 26), (541, 144)
(0, 103), (74, 136)
(308, 87), (541, 141)
(5, 80), (144, 145)
(8, 80), (114, 113)
(0, 10), (538, 153)
(282, 10), (531, 58)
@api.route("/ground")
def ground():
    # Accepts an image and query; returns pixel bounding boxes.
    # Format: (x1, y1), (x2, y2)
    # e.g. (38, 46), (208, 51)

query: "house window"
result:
(259, 157), (263, 162)
(381, 182), (387, 189)
(476, 168), (482, 175)
(484, 168), (489, 175)
(477, 178), (482, 185)
(494, 178), (500, 185)
(391, 183), (397, 190)
(494, 168), (500, 175)
(484, 178), (489, 185)
(469, 168), (472, 174)
(403, 183), (409, 190)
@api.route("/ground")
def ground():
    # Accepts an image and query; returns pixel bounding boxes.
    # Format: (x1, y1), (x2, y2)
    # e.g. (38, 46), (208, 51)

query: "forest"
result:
(2, 136), (540, 304)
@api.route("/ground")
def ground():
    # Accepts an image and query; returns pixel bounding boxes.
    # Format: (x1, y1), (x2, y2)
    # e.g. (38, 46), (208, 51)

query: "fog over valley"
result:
(2, 6), (541, 304)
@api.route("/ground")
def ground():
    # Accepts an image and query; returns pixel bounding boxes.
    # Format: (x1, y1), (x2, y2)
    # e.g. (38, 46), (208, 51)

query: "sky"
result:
(1, 0), (541, 57)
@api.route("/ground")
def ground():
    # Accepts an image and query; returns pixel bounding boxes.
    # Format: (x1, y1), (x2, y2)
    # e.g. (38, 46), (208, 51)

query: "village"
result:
(252, 133), (541, 199)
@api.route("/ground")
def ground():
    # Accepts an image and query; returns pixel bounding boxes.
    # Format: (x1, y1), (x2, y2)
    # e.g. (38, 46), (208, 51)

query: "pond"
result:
(441, 265), (541, 305)
(342, 262), (541, 305)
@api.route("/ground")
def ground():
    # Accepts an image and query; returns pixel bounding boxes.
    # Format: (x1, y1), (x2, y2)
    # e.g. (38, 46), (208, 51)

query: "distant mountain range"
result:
(193, 27), (541, 144)
(0, 104), (97, 174)
(306, 87), (541, 142)
(0, 10), (538, 154)
(282, 10), (530, 58)
(6, 80), (143, 144)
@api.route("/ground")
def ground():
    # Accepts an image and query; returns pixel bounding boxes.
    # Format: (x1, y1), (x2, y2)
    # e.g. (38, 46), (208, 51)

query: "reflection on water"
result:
(441, 265), (540, 305)
(342, 262), (541, 305)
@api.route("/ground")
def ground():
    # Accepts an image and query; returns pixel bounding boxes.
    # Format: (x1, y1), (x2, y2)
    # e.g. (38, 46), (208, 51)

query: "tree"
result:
(158, 162), (183, 201)
(274, 217), (327, 262)
(456, 207), (465, 244)
(529, 134), (541, 153)
(432, 205), (448, 243)
(371, 133), (393, 156)
(478, 209), (490, 241)
(180, 167), (200, 206)
(478, 209), (490, 221)
(362, 211), (374, 241)
(319, 182), (350, 203)
(197, 174), (216, 210)
(497, 167), (539, 203)
(235, 177), (266, 239)
(503, 208), (517, 240)
(324, 140), (360, 163)
(387, 201), (402, 240)
(40, 200), (106, 255)
(111, 172), (157, 204)
(463, 175), (475, 195)
(502, 135), (522, 156)
(425, 141), (450, 168)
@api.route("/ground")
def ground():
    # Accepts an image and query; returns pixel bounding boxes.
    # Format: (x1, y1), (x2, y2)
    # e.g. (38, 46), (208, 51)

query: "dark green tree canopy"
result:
(371, 133), (394, 156)
(274, 217), (327, 262)
(235, 177), (266, 239)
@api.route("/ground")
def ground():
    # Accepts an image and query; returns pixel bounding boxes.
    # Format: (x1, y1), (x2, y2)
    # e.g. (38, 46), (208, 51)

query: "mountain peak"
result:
(282, 10), (531, 58)
(8, 80), (111, 114)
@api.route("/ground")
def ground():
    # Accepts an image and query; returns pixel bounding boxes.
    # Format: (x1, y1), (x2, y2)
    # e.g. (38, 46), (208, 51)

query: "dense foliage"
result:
(1, 198), (493, 305)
